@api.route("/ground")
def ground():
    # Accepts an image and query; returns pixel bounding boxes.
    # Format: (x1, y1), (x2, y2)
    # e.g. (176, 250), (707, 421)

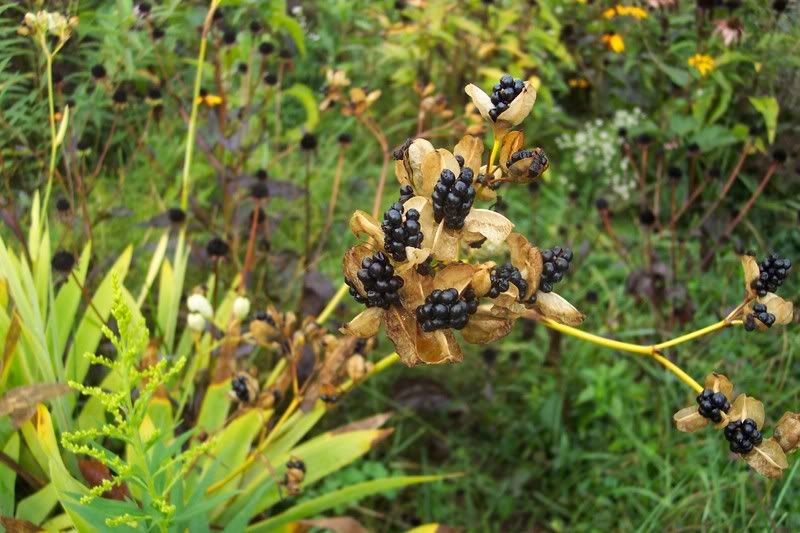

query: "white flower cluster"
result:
(556, 108), (645, 201)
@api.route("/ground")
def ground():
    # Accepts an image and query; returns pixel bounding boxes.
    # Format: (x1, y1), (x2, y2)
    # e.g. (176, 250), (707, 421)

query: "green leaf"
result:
(0, 432), (19, 515)
(270, 12), (305, 56)
(136, 231), (168, 308)
(15, 482), (57, 525)
(283, 83), (320, 133)
(196, 381), (234, 434)
(749, 96), (779, 144)
(245, 475), (453, 532)
(47, 243), (91, 364)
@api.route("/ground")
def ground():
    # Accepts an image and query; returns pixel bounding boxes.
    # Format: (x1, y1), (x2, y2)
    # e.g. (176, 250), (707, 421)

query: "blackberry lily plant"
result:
(320, 76), (799, 479)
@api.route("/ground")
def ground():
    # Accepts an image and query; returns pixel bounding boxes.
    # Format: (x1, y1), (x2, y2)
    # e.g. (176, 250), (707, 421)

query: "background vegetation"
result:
(2, 0), (799, 531)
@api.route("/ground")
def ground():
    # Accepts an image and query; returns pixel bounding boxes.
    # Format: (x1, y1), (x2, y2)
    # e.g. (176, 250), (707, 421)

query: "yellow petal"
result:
(460, 306), (514, 344)
(497, 81), (537, 128)
(673, 405), (710, 433)
(464, 83), (493, 122)
(340, 307), (383, 338)
(463, 209), (514, 246)
(744, 439), (789, 478)
(349, 210), (385, 248)
(534, 291), (585, 326)
(703, 372), (734, 401)
(729, 394), (765, 429)
(453, 135), (484, 174)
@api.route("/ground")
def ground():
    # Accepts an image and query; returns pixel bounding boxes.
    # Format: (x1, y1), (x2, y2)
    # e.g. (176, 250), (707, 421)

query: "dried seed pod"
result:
(346, 354), (373, 381)
(230, 372), (259, 404)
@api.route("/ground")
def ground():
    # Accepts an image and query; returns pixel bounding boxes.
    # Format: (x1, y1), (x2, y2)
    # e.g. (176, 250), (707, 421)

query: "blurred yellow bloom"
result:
(603, 5), (649, 19)
(601, 33), (625, 53)
(568, 78), (590, 88)
(196, 93), (223, 106)
(688, 54), (715, 76)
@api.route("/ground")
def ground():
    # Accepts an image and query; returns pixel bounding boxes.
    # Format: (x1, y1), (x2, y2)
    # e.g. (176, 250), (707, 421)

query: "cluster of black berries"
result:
(381, 202), (423, 262)
(488, 75), (525, 121)
(487, 263), (528, 301)
(508, 149), (549, 179)
(696, 388), (731, 423)
(432, 168), (476, 230)
(231, 375), (251, 403)
(539, 246), (573, 293)
(724, 418), (763, 454)
(399, 185), (414, 203)
(349, 252), (404, 309)
(751, 253), (791, 297)
(744, 303), (776, 331)
(416, 287), (478, 332)
(254, 310), (276, 326)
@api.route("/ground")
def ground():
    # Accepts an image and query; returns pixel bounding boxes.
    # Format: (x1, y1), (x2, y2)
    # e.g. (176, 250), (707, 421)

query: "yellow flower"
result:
(568, 78), (590, 88)
(603, 5), (648, 19)
(601, 33), (625, 53)
(688, 54), (715, 77)
(195, 89), (223, 107)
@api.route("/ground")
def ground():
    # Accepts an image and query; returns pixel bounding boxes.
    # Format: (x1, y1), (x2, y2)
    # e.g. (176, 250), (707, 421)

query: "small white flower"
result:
(187, 313), (206, 332)
(232, 296), (251, 320)
(187, 293), (213, 319)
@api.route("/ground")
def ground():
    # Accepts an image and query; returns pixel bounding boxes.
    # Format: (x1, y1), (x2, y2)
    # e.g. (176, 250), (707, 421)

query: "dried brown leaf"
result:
(673, 405), (710, 433)
(417, 329), (463, 364)
(759, 293), (794, 326)
(0, 517), (43, 533)
(433, 263), (478, 293)
(385, 306), (422, 367)
(703, 372), (734, 401)
(453, 135), (484, 174)
(730, 394), (765, 429)
(744, 438), (788, 478)
(0, 383), (72, 418)
(78, 459), (130, 500)
(774, 411), (800, 454)
(506, 233), (543, 300)
(534, 291), (585, 326)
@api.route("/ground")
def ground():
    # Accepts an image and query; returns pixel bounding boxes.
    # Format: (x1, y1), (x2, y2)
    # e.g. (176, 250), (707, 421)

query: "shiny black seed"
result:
(347, 252), (405, 309)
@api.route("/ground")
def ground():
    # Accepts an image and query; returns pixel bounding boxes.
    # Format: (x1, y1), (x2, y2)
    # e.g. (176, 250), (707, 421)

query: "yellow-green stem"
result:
(317, 283), (348, 324)
(41, 51), (57, 224)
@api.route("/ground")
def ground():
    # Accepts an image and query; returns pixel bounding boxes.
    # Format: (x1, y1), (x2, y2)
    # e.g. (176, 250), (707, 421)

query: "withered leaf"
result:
(416, 329), (463, 365)
(774, 411), (800, 454)
(453, 135), (484, 174)
(0, 516), (43, 533)
(384, 306), (421, 367)
(430, 223), (460, 263)
(673, 405), (710, 433)
(433, 262), (478, 293)
(703, 372), (734, 400)
(534, 291), (585, 326)
(0, 383), (72, 422)
(759, 292), (794, 326)
(78, 459), (130, 500)
(729, 394), (765, 429)
(744, 438), (788, 479)
(506, 233), (543, 300)
(340, 307), (383, 338)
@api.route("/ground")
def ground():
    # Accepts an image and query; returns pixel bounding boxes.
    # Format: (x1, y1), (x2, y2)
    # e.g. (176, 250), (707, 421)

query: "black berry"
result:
(255, 169), (268, 181)
(724, 418), (763, 454)
(431, 168), (476, 230)
(258, 42), (274, 55)
(263, 72), (278, 86)
(696, 388), (731, 423)
(348, 252), (404, 309)
(751, 253), (791, 297)
(300, 133), (317, 151)
(206, 237), (230, 258)
(539, 246), (573, 293)
(112, 88), (127, 105)
(668, 166), (683, 181)
(398, 185), (414, 204)
(487, 263), (528, 301)
(223, 29), (237, 45)
(249, 20), (262, 33)
(91, 64), (106, 80)
(639, 209), (656, 226)
(416, 287), (479, 332)
(152, 26), (165, 39)
(381, 202), (423, 262)
(167, 207), (186, 224)
(508, 149), (549, 179)
(231, 375), (250, 402)
(51, 251), (76, 273)
(488, 74), (525, 122)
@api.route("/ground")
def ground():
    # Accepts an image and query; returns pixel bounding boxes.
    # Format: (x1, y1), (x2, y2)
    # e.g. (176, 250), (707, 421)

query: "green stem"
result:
(41, 50), (57, 228)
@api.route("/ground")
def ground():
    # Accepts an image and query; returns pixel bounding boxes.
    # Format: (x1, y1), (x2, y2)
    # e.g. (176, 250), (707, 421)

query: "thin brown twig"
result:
(314, 148), (346, 262)
(694, 140), (751, 230)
